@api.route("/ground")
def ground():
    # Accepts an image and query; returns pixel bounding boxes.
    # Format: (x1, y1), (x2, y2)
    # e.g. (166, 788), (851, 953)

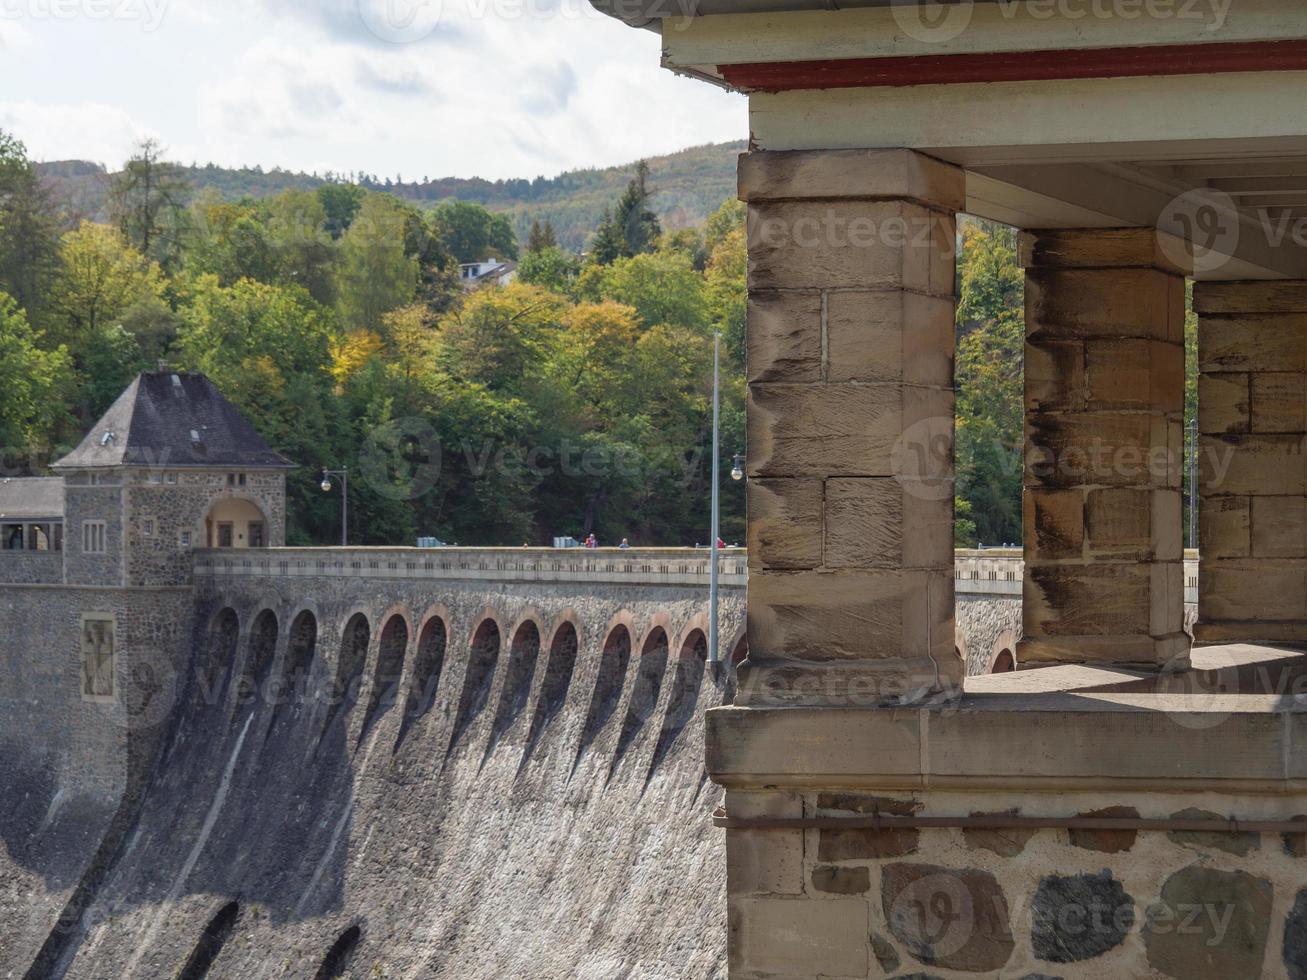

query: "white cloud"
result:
(0, 101), (157, 166)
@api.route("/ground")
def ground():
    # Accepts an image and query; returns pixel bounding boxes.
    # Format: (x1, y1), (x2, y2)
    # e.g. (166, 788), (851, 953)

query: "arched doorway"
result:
(203, 497), (269, 549)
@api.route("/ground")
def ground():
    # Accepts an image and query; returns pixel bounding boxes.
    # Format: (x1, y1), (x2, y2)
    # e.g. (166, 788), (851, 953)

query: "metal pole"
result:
(1188, 417), (1197, 550)
(341, 467), (348, 548)
(709, 332), (721, 666)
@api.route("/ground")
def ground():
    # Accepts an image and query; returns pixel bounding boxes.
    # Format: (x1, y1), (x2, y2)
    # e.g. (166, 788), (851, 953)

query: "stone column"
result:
(1018, 230), (1189, 670)
(739, 149), (963, 706)
(1194, 281), (1307, 644)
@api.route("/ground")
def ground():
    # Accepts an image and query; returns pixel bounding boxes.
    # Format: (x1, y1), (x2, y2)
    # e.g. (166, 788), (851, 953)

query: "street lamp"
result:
(731, 454), (744, 482)
(708, 333), (744, 668)
(321, 467), (348, 547)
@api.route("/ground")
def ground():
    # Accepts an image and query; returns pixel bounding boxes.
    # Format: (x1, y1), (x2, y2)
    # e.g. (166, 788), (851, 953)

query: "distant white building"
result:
(459, 257), (517, 289)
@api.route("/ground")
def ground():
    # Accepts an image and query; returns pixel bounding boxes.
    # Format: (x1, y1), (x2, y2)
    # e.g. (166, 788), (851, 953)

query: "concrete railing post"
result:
(737, 148), (964, 706)
(1017, 229), (1189, 670)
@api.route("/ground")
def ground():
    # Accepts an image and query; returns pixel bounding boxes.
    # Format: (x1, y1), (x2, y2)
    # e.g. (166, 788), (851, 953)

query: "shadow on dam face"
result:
(4, 591), (742, 979)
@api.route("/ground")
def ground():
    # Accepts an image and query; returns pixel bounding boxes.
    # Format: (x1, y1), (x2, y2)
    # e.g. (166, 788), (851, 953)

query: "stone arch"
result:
(204, 607), (241, 700)
(202, 495), (271, 549)
(611, 625), (670, 776)
(647, 628), (709, 782)
(274, 609), (317, 715)
(312, 924), (362, 980)
(396, 608), (448, 750)
(447, 615), (502, 756)
(236, 609), (278, 712)
(988, 629), (1019, 674)
(486, 616), (543, 761)
(520, 615), (580, 770)
(728, 630), (748, 668)
(360, 612), (410, 744)
(575, 620), (633, 770)
(177, 900), (240, 980)
(322, 612), (370, 737)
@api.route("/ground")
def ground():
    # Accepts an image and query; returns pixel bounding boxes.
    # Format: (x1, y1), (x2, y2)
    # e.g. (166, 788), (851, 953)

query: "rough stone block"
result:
(1201, 433), (1307, 497)
(1194, 280), (1307, 315)
(738, 147), (966, 211)
(1200, 372), (1251, 434)
(1068, 806), (1139, 853)
(1031, 871), (1135, 964)
(746, 290), (822, 383)
(1085, 338), (1183, 412)
(1166, 807), (1260, 856)
(1201, 561), (1307, 621)
(1024, 564), (1150, 637)
(811, 865), (871, 895)
(747, 382), (903, 477)
(1200, 495), (1251, 558)
(1026, 339), (1085, 413)
(1143, 867), (1272, 980)
(1252, 496), (1307, 558)
(824, 478), (950, 570)
(1026, 268), (1180, 341)
(747, 568), (953, 665)
(826, 290), (954, 386)
(748, 200), (938, 292)
(1026, 413), (1158, 490)
(1085, 488), (1152, 558)
(961, 811), (1037, 857)
(1020, 227), (1188, 273)
(1025, 489), (1084, 560)
(747, 478), (823, 571)
(816, 793), (921, 861)
(1252, 372), (1307, 434)
(1198, 314), (1307, 374)
(725, 791), (804, 896)
(732, 896), (869, 977)
(882, 863), (1015, 973)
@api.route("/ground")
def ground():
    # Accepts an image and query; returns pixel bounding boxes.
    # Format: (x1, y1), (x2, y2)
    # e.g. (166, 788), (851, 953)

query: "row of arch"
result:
(203, 603), (747, 775)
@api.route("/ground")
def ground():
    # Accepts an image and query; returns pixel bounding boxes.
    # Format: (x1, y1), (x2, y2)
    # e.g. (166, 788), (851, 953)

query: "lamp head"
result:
(730, 455), (744, 481)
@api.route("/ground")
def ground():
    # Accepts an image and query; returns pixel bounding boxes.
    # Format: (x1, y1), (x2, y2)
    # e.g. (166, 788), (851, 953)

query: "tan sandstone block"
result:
(732, 896), (869, 977)
(748, 568), (952, 663)
(1251, 496), (1307, 558)
(1252, 373), (1307, 434)
(1200, 434), (1307, 496)
(1085, 488), (1152, 558)
(1025, 339), (1085, 413)
(748, 200), (940, 292)
(748, 478), (823, 571)
(1026, 413), (1156, 490)
(1024, 564), (1151, 638)
(747, 383), (902, 478)
(1199, 373), (1250, 435)
(738, 147), (966, 210)
(1026, 268), (1179, 341)
(747, 290), (822, 383)
(1201, 561), (1307, 621)
(725, 791), (804, 896)
(1198, 315), (1307, 374)
(1020, 228), (1188, 273)
(1194, 280), (1307, 315)
(1150, 561), (1186, 636)
(1085, 339), (1183, 413)
(826, 290), (954, 386)
(824, 478), (951, 570)
(1199, 496), (1251, 559)
(1024, 488), (1083, 560)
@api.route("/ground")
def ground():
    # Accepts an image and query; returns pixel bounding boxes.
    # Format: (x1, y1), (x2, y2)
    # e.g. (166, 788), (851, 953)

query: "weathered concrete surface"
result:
(2, 560), (745, 979)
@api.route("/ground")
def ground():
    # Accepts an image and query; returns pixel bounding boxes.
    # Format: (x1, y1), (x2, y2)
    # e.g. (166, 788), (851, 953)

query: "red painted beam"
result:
(720, 38), (1307, 92)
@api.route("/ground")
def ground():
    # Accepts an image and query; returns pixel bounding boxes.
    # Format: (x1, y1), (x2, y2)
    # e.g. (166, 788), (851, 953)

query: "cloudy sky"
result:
(0, 0), (746, 179)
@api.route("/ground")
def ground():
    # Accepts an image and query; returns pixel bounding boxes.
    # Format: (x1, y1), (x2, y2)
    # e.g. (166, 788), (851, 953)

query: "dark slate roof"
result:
(52, 372), (295, 470)
(0, 477), (64, 519)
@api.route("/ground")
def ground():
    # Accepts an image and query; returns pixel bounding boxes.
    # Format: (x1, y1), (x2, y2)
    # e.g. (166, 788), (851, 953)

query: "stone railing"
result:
(0, 550), (64, 585)
(194, 546), (748, 588)
(955, 549), (1200, 604)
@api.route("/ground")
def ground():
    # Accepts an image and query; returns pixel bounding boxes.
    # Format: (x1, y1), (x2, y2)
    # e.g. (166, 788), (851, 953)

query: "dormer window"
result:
(99, 431), (115, 447)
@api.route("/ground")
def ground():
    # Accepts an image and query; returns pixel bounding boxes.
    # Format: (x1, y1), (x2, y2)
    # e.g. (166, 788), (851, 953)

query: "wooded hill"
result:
(35, 141), (745, 254)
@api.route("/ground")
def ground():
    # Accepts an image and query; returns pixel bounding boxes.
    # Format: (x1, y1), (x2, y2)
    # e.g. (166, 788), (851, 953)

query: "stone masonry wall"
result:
(729, 787), (1307, 979)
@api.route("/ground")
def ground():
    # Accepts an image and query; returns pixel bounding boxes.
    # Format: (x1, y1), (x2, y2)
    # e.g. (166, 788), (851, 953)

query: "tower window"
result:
(82, 521), (106, 554)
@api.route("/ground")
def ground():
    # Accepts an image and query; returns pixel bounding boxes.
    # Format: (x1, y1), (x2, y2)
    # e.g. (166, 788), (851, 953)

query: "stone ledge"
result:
(709, 644), (1307, 792)
(737, 148), (965, 210)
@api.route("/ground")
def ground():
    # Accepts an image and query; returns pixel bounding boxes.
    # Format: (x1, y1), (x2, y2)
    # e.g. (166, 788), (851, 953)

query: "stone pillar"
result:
(738, 149), (963, 706)
(1018, 230), (1189, 670)
(1194, 281), (1307, 644)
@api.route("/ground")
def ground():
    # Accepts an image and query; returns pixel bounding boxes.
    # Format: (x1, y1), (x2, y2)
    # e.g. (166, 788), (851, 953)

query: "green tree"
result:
(335, 194), (419, 332)
(588, 161), (661, 265)
(432, 199), (518, 263)
(47, 222), (165, 350)
(316, 183), (367, 238)
(579, 249), (707, 332)
(109, 138), (190, 264)
(517, 245), (579, 293)
(526, 219), (558, 252)
(0, 130), (62, 322)
(0, 292), (71, 465)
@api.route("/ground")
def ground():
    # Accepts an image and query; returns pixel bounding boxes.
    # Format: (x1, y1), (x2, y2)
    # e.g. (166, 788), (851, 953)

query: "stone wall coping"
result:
(709, 644), (1307, 793)
(193, 546), (748, 588)
(737, 148), (966, 210)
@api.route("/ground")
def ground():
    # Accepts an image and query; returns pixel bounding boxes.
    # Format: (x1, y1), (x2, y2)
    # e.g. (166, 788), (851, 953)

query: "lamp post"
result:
(709, 335), (747, 668)
(321, 467), (348, 547)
